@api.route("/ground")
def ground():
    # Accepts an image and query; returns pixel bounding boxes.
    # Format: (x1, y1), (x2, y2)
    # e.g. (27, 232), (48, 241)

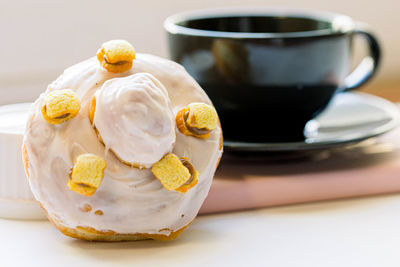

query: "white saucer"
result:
(224, 92), (400, 152)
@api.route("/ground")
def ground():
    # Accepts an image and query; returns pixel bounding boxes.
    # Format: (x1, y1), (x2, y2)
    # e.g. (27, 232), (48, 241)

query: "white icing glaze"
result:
(23, 54), (222, 235)
(93, 73), (176, 168)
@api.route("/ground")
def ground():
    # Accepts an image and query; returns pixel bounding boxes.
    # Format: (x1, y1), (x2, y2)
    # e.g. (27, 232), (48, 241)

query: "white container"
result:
(0, 103), (46, 220)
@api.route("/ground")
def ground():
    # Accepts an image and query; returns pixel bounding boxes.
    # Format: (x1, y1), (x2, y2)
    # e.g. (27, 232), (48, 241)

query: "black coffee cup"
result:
(164, 8), (380, 142)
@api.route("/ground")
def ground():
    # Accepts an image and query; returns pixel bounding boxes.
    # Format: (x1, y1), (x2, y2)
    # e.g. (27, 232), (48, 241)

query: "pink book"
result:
(199, 127), (400, 214)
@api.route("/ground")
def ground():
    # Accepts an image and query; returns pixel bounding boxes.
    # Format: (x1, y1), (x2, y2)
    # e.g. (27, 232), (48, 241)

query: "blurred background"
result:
(0, 0), (398, 104)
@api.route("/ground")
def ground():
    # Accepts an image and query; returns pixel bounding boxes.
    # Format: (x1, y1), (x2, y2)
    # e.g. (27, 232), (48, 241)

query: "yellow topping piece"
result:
(41, 89), (81, 125)
(176, 157), (199, 193)
(187, 103), (218, 130)
(176, 103), (218, 139)
(152, 153), (196, 192)
(68, 181), (97, 197)
(96, 40), (136, 73)
(68, 153), (106, 197)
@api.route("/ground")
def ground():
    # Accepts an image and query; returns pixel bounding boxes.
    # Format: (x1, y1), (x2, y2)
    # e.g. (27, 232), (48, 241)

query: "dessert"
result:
(22, 40), (223, 241)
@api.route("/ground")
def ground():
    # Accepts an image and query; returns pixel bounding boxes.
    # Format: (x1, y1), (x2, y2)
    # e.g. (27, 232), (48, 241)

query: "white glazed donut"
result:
(23, 40), (223, 241)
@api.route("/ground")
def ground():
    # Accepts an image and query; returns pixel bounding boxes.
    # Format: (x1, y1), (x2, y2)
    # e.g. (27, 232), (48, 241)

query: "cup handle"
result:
(343, 24), (381, 91)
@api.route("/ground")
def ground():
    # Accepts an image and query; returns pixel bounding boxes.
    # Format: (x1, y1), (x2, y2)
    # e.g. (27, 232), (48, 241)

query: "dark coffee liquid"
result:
(179, 16), (332, 34)
(202, 83), (338, 142)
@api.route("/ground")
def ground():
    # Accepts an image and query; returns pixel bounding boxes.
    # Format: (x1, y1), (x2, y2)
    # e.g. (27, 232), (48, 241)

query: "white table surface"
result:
(2, 194), (400, 267)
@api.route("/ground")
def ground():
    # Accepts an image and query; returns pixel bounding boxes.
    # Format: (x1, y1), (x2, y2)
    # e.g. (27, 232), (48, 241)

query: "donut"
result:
(23, 40), (223, 241)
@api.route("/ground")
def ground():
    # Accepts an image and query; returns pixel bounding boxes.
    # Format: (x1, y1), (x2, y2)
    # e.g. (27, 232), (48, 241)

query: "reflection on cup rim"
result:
(164, 7), (355, 39)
